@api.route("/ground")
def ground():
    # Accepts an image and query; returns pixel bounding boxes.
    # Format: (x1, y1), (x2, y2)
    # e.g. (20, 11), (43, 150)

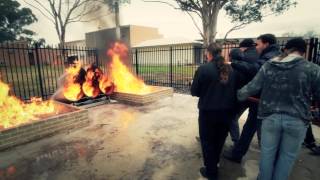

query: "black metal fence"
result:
(0, 42), (98, 100)
(0, 38), (319, 100)
(131, 38), (320, 93)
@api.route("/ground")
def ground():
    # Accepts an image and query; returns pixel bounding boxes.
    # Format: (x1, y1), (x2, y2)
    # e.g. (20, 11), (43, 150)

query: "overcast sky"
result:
(20, 0), (320, 44)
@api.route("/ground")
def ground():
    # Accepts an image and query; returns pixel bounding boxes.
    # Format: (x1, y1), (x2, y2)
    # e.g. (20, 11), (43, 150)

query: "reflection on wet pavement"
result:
(0, 94), (319, 180)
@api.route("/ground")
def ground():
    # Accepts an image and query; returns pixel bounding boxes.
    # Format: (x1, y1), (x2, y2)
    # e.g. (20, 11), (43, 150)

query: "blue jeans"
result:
(258, 113), (308, 180)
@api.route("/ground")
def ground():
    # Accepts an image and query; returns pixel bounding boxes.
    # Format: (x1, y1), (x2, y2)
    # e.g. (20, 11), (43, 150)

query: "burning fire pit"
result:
(54, 42), (173, 107)
(107, 42), (173, 105)
(0, 80), (89, 151)
(0, 101), (88, 151)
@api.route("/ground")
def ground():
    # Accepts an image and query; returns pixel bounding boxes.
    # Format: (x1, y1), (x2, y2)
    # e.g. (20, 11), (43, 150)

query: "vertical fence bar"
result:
(0, 44), (10, 84)
(17, 43), (27, 99)
(313, 38), (319, 63)
(50, 45), (59, 90)
(135, 49), (139, 75)
(35, 44), (44, 99)
(12, 43), (22, 98)
(6, 42), (17, 95)
(170, 46), (173, 87)
(48, 47), (56, 95)
(308, 38), (315, 61)
(21, 44), (32, 99)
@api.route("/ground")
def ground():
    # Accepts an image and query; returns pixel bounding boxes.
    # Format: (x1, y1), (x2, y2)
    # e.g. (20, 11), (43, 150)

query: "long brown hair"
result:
(207, 43), (231, 83)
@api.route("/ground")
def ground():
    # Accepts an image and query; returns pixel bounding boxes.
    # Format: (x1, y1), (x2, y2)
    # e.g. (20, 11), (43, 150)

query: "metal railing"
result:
(0, 38), (318, 100)
(130, 38), (319, 93)
(0, 43), (98, 100)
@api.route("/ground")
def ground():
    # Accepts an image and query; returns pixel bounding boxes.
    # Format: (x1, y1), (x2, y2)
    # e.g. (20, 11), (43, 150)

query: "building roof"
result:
(133, 37), (203, 48)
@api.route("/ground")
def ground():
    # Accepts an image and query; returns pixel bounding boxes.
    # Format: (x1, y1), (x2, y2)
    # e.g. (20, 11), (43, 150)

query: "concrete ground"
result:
(0, 94), (319, 180)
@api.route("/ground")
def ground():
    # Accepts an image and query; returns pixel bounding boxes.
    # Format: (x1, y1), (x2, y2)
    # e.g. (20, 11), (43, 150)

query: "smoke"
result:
(83, 2), (116, 30)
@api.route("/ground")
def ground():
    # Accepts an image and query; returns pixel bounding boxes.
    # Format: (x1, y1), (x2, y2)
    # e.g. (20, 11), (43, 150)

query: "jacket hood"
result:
(261, 44), (280, 58)
(268, 54), (305, 69)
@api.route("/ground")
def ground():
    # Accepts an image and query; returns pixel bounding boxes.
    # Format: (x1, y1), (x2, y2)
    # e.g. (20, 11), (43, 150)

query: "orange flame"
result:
(63, 61), (84, 101)
(0, 80), (55, 129)
(107, 42), (152, 94)
(82, 65), (102, 98)
(99, 74), (115, 95)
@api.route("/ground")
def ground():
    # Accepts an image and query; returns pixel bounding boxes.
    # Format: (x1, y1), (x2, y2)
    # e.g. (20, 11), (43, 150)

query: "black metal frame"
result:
(0, 43), (98, 100)
(0, 38), (319, 100)
(130, 38), (319, 93)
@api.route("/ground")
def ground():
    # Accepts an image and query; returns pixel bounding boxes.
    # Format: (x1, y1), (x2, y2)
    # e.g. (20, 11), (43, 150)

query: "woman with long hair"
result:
(191, 43), (242, 180)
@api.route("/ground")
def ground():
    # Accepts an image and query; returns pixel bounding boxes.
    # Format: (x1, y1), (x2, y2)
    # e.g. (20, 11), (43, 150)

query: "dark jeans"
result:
(232, 101), (261, 159)
(229, 102), (248, 143)
(304, 124), (316, 145)
(199, 109), (233, 177)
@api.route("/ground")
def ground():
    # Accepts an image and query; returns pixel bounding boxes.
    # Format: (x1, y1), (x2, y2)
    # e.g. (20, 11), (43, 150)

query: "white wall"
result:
(132, 44), (203, 65)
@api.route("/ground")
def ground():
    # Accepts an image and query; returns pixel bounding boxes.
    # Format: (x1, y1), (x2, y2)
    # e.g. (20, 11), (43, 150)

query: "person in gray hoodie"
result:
(237, 38), (320, 180)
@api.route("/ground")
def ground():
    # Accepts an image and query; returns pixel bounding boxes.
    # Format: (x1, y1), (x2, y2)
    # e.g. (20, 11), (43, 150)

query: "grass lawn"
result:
(136, 65), (198, 76)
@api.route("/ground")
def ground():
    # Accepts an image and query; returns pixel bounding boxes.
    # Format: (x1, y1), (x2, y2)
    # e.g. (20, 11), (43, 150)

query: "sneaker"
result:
(303, 142), (317, 149)
(223, 150), (242, 164)
(310, 146), (320, 156)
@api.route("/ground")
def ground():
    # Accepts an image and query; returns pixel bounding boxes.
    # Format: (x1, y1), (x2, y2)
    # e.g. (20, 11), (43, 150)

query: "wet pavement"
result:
(0, 94), (319, 180)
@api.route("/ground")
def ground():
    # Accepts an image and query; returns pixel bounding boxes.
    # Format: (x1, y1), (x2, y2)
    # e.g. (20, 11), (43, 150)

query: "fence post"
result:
(313, 38), (319, 62)
(170, 46), (173, 87)
(308, 38), (315, 61)
(95, 48), (99, 66)
(135, 49), (139, 75)
(34, 43), (45, 99)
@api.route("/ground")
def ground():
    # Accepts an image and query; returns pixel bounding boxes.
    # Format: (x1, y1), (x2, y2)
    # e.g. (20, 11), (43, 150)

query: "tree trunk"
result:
(60, 27), (66, 48)
(114, 1), (121, 40)
(202, 6), (219, 47)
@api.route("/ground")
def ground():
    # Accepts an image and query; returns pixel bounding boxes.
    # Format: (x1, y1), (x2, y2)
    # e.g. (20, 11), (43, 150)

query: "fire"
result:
(0, 80), (55, 129)
(82, 65), (102, 98)
(99, 75), (115, 95)
(63, 61), (84, 101)
(107, 42), (152, 94)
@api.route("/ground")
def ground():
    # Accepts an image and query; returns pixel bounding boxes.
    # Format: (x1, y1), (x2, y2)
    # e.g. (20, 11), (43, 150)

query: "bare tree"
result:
(23, 0), (107, 46)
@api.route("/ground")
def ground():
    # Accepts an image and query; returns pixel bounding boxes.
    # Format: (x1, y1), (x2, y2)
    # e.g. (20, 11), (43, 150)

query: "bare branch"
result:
(185, 11), (204, 39)
(33, 0), (55, 17)
(142, 0), (181, 9)
(69, 12), (113, 23)
(23, 0), (56, 24)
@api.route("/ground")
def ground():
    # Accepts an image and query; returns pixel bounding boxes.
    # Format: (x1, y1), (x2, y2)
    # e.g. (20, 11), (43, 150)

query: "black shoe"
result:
(310, 146), (320, 156)
(223, 150), (242, 164)
(200, 167), (208, 178)
(200, 167), (218, 180)
(303, 142), (317, 149)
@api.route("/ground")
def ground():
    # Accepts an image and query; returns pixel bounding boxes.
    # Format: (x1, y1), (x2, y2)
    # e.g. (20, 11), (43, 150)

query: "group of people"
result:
(191, 34), (320, 180)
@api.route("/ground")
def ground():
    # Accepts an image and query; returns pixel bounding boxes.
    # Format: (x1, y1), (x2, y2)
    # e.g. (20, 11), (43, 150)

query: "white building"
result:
(132, 37), (204, 65)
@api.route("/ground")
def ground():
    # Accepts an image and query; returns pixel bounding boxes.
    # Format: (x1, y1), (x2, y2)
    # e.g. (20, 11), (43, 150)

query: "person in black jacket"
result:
(224, 35), (281, 163)
(191, 43), (242, 180)
(227, 39), (259, 146)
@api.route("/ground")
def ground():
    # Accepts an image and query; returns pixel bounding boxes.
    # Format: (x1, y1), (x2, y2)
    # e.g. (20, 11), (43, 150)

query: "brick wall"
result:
(111, 86), (173, 105)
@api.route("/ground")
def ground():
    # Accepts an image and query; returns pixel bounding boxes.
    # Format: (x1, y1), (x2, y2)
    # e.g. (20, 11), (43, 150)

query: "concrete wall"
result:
(130, 26), (163, 47)
(85, 25), (164, 67)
